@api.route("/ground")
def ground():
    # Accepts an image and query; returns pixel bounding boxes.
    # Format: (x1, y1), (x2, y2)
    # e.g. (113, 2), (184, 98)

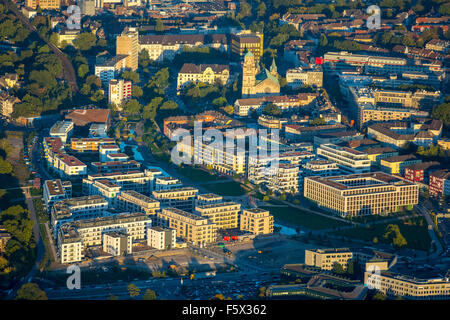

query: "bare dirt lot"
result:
(226, 235), (326, 270)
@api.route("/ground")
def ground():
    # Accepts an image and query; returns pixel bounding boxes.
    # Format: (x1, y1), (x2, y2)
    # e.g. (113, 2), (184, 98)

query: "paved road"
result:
(44, 270), (276, 300)
(5, 187), (45, 300)
(416, 204), (444, 259)
(2, 0), (78, 93)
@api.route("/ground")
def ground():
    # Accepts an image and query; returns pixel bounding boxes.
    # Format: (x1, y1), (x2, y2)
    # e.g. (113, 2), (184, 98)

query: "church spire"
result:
(270, 58), (278, 76)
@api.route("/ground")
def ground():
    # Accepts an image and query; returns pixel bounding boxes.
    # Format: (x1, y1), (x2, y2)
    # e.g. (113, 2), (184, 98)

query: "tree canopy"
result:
(16, 283), (48, 300)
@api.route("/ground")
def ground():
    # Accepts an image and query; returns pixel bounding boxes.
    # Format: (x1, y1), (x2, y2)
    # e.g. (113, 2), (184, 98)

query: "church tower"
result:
(270, 58), (278, 77)
(242, 51), (256, 97)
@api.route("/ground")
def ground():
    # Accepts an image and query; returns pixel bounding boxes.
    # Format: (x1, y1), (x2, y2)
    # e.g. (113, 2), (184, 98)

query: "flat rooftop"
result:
(45, 179), (65, 196)
(306, 172), (414, 190)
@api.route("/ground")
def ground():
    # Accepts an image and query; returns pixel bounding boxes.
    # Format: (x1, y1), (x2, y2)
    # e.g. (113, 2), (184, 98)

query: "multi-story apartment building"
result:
(404, 162), (441, 184)
(52, 153), (87, 177)
(266, 163), (300, 194)
(248, 151), (313, 189)
(88, 179), (121, 206)
(43, 137), (87, 178)
(304, 172), (419, 217)
(372, 89), (441, 109)
(154, 177), (183, 191)
(348, 87), (434, 129)
(108, 79), (132, 108)
(43, 136), (63, 163)
(284, 123), (347, 142)
(57, 212), (151, 263)
(95, 55), (128, 87)
(83, 169), (162, 195)
(158, 208), (217, 247)
(102, 231), (132, 256)
(358, 104), (429, 129)
(56, 29), (80, 48)
(298, 160), (341, 192)
(177, 63), (230, 91)
(429, 169), (450, 197)
(43, 179), (72, 211)
(195, 202), (240, 230)
(367, 120), (442, 149)
(116, 28), (139, 71)
(57, 227), (83, 264)
(323, 51), (443, 75)
(0, 228), (11, 253)
(79, 0), (96, 16)
(25, 0), (60, 9)
(257, 115), (289, 129)
(0, 92), (20, 117)
(193, 139), (246, 176)
(234, 93), (318, 117)
(380, 155), (422, 176)
(364, 270), (450, 299)
(152, 187), (198, 212)
(116, 190), (160, 216)
(147, 226), (176, 250)
(231, 30), (263, 62)
(301, 159), (340, 177)
(239, 208), (274, 235)
(49, 121), (74, 144)
(425, 39), (450, 53)
(312, 131), (362, 148)
(286, 67), (323, 88)
(316, 143), (371, 174)
(98, 144), (120, 161)
(51, 195), (109, 237)
(365, 147), (399, 165)
(91, 160), (141, 174)
(195, 194), (223, 207)
(70, 138), (115, 153)
(139, 34), (228, 62)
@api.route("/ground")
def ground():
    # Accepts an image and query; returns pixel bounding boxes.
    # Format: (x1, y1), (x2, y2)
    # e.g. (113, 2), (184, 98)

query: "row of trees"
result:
(0, 6), (73, 119)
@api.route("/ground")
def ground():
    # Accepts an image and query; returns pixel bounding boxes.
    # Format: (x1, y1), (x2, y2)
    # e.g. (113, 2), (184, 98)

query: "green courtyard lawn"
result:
(203, 181), (247, 196)
(348, 210), (417, 224)
(330, 217), (431, 252)
(174, 165), (219, 183)
(260, 205), (350, 230)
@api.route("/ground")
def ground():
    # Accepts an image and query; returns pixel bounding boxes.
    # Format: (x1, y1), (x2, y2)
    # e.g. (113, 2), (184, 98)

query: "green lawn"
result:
(203, 181), (247, 196)
(175, 166), (219, 183)
(331, 217), (431, 251)
(349, 211), (416, 224)
(261, 205), (350, 230)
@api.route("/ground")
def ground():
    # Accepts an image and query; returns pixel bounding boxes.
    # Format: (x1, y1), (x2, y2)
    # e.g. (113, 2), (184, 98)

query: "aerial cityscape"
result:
(0, 0), (449, 306)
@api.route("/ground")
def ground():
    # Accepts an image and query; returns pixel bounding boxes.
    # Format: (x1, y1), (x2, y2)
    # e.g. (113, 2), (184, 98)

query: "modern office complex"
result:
(304, 172), (419, 217)
(364, 270), (450, 299)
